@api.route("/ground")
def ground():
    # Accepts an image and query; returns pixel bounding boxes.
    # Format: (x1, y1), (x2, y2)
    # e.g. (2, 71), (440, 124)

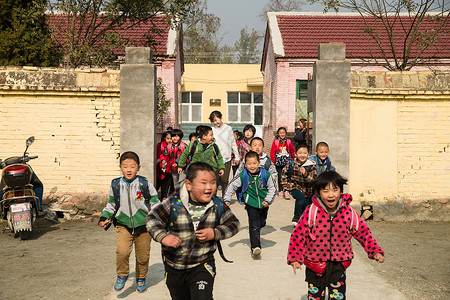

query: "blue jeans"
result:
(291, 189), (311, 222)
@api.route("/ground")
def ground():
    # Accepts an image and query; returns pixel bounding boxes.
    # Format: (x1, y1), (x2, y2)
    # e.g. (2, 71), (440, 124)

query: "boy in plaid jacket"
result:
(281, 144), (317, 225)
(146, 162), (240, 300)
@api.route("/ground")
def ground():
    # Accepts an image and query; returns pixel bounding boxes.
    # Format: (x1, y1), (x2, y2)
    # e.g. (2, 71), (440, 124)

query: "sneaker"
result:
(136, 278), (147, 293)
(252, 247), (262, 259)
(284, 191), (291, 199)
(114, 275), (128, 291)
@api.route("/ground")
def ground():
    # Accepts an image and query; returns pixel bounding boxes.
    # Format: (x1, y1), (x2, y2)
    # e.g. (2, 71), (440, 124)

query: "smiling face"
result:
(172, 135), (180, 144)
(211, 116), (223, 128)
(120, 158), (140, 181)
(278, 129), (287, 139)
(244, 156), (260, 173)
(200, 130), (214, 144)
(164, 134), (172, 144)
(244, 129), (254, 139)
(296, 146), (309, 164)
(185, 170), (217, 204)
(316, 145), (329, 161)
(319, 182), (342, 213)
(250, 139), (263, 156)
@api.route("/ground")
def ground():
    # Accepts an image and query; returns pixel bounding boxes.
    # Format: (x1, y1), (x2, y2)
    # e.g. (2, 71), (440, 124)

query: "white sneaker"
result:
(252, 247), (261, 258)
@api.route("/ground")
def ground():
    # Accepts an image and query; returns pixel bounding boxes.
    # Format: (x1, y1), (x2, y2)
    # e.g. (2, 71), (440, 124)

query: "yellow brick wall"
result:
(350, 71), (450, 204)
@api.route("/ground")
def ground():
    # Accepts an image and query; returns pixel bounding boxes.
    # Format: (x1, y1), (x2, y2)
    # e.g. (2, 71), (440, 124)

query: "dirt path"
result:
(0, 214), (449, 299)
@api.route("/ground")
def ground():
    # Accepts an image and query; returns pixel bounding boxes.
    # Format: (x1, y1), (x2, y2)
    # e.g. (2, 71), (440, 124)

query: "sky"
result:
(206, 0), (325, 46)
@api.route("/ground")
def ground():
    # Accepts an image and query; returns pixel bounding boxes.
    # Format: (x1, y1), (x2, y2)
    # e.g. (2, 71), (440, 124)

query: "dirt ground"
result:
(0, 217), (448, 300)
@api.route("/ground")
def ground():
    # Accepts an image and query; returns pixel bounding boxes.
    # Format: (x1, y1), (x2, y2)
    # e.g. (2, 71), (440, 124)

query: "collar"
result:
(179, 183), (214, 210)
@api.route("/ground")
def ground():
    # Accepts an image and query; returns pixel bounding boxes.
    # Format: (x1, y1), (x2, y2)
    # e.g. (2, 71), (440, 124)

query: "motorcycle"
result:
(0, 137), (41, 240)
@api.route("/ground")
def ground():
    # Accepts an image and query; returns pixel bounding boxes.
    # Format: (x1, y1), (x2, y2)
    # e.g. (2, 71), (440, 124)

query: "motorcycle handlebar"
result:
(28, 155), (38, 160)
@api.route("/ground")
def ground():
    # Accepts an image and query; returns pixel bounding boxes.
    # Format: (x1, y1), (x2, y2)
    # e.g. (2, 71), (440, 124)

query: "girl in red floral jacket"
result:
(156, 131), (173, 199)
(287, 171), (385, 300)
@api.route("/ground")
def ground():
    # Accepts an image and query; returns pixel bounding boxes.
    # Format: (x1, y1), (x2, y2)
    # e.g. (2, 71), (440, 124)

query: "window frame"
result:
(226, 91), (263, 125)
(181, 91), (203, 123)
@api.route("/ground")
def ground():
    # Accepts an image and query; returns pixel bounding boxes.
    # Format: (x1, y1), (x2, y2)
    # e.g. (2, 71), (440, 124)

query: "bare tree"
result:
(310, 0), (449, 70)
(259, 0), (305, 22)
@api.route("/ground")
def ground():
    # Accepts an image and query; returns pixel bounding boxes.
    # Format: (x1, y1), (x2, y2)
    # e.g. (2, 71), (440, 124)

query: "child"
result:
(188, 132), (197, 143)
(146, 162), (240, 300)
(177, 125), (225, 178)
(235, 137), (277, 178)
(98, 151), (159, 293)
(281, 143), (316, 225)
(232, 130), (244, 176)
(240, 124), (257, 156)
(223, 151), (276, 259)
(309, 141), (336, 176)
(157, 131), (173, 199)
(169, 129), (187, 190)
(288, 171), (385, 300)
(270, 127), (295, 198)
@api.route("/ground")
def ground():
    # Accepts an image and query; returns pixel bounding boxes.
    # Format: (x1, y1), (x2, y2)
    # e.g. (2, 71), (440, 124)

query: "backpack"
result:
(104, 176), (152, 230)
(184, 140), (220, 170)
(167, 195), (232, 263)
(235, 167), (268, 205)
(262, 157), (273, 171)
(306, 203), (360, 241)
(309, 155), (331, 171)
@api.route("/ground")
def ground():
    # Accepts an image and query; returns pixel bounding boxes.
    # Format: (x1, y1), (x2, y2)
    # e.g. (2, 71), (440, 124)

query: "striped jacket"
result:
(146, 184), (240, 270)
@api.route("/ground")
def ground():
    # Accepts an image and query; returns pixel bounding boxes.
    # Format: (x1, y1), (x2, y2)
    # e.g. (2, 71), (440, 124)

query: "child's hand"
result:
(195, 228), (215, 242)
(172, 163), (177, 168)
(290, 261), (302, 275)
(299, 166), (306, 175)
(98, 221), (106, 228)
(225, 201), (231, 206)
(373, 253), (385, 263)
(161, 234), (182, 248)
(218, 170), (224, 176)
(262, 201), (269, 208)
(177, 167), (183, 174)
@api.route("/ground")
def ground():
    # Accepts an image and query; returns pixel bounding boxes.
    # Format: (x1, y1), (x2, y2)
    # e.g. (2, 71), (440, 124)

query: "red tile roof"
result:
(275, 14), (449, 59)
(47, 14), (172, 57)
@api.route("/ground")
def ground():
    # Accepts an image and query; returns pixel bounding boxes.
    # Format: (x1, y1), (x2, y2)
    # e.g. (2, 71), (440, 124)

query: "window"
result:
(182, 92), (203, 122)
(296, 80), (308, 100)
(227, 92), (263, 125)
(296, 80), (308, 120)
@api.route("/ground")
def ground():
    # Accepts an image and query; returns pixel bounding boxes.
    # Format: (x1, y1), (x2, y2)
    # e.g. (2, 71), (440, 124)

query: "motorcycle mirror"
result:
(26, 136), (35, 147)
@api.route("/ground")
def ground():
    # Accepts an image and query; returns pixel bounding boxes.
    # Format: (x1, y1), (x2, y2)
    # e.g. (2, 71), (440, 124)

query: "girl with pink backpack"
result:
(270, 127), (295, 198)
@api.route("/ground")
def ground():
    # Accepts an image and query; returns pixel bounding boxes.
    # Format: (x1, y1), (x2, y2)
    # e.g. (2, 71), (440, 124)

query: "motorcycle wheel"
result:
(19, 231), (31, 240)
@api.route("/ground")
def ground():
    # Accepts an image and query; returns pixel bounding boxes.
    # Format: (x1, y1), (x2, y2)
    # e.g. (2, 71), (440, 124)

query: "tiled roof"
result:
(47, 14), (174, 57)
(274, 14), (449, 59)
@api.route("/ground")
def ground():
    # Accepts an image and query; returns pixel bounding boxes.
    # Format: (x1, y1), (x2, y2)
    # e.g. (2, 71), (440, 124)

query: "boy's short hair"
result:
(195, 125), (205, 134)
(189, 132), (197, 141)
(295, 143), (309, 153)
(120, 151), (140, 165)
(245, 151), (259, 162)
(250, 137), (264, 146)
(186, 162), (215, 182)
(198, 125), (213, 138)
(313, 171), (347, 194)
(171, 128), (184, 139)
(243, 124), (256, 137)
(161, 131), (171, 142)
(316, 141), (329, 150)
(209, 110), (222, 122)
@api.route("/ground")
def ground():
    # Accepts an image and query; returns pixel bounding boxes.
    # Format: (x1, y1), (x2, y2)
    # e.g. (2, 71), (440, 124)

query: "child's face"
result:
(315, 145), (329, 161)
(278, 129), (286, 139)
(296, 147), (309, 164)
(244, 129), (254, 139)
(190, 136), (197, 143)
(164, 134), (172, 144)
(250, 140), (263, 156)
(319, 183), (341, 213)
(185, 170), (217, 204)
(172, 135), (180, 144)
(120, 158), (140, 181)
(233, 132), (238, 141)
(211, 116), (223, 128)
(244, 156), (260, 173)
(201, 130), (214, 144)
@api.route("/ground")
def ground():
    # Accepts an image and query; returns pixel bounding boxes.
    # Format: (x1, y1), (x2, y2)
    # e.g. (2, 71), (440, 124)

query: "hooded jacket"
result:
(287, 193), (384, 265)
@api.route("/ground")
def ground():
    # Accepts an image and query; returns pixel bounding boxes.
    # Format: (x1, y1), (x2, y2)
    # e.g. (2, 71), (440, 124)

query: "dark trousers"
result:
(308, 272), (346, 300)
(165, 261), (216, 300)
(217, 161), (232, 193)
(292, 189), (312, 222)
(245, 204), (269, 250)
(157, 174), (172, 199)
(275, 165), (285, 192)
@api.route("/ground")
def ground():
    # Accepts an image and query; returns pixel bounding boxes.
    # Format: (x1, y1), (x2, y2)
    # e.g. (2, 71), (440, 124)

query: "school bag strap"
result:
(263, 158), (272, 171)
(167, 195), (232, 263)
(187, 140), (220, 167)
(236, 167), (268, 205)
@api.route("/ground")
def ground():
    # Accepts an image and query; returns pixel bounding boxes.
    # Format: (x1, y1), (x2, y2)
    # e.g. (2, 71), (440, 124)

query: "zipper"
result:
(254, 176), (261, 209)
(126, 184), (135, 234)
(329, 215), (334, 259)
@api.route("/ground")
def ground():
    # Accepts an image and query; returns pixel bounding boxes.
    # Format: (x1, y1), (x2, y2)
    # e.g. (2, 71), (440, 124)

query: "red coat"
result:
(270, 138), (295, 163)
(287, 193), (384, 265)
(157, 141), (172, 180)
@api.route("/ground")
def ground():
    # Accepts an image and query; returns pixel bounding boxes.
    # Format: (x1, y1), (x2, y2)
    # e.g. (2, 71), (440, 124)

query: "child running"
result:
(235, 137), (277, 178)
(309, 141), (336, 176)
(287, 171), (385, 300)
(157, 131), (173, 199)
(98, 151), (159, 293)
(146, 162), (240, 300)
(168, 129), (186, 191)
(271, 127), (295, 199)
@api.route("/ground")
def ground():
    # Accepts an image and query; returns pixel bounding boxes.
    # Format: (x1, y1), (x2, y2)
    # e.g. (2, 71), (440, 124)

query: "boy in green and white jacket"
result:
(223, 151), (276, 259)
(98, 151), (159, 293)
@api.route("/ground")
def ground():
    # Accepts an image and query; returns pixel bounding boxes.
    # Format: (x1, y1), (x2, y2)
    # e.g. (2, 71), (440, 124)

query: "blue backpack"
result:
(309, 155), (331, 171)
(235, 167), (268, 205)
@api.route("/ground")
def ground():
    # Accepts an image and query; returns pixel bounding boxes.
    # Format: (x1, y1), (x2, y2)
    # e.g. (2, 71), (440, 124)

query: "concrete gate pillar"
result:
(120, 47), (157, 184)
(311, 43), (351, 179)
